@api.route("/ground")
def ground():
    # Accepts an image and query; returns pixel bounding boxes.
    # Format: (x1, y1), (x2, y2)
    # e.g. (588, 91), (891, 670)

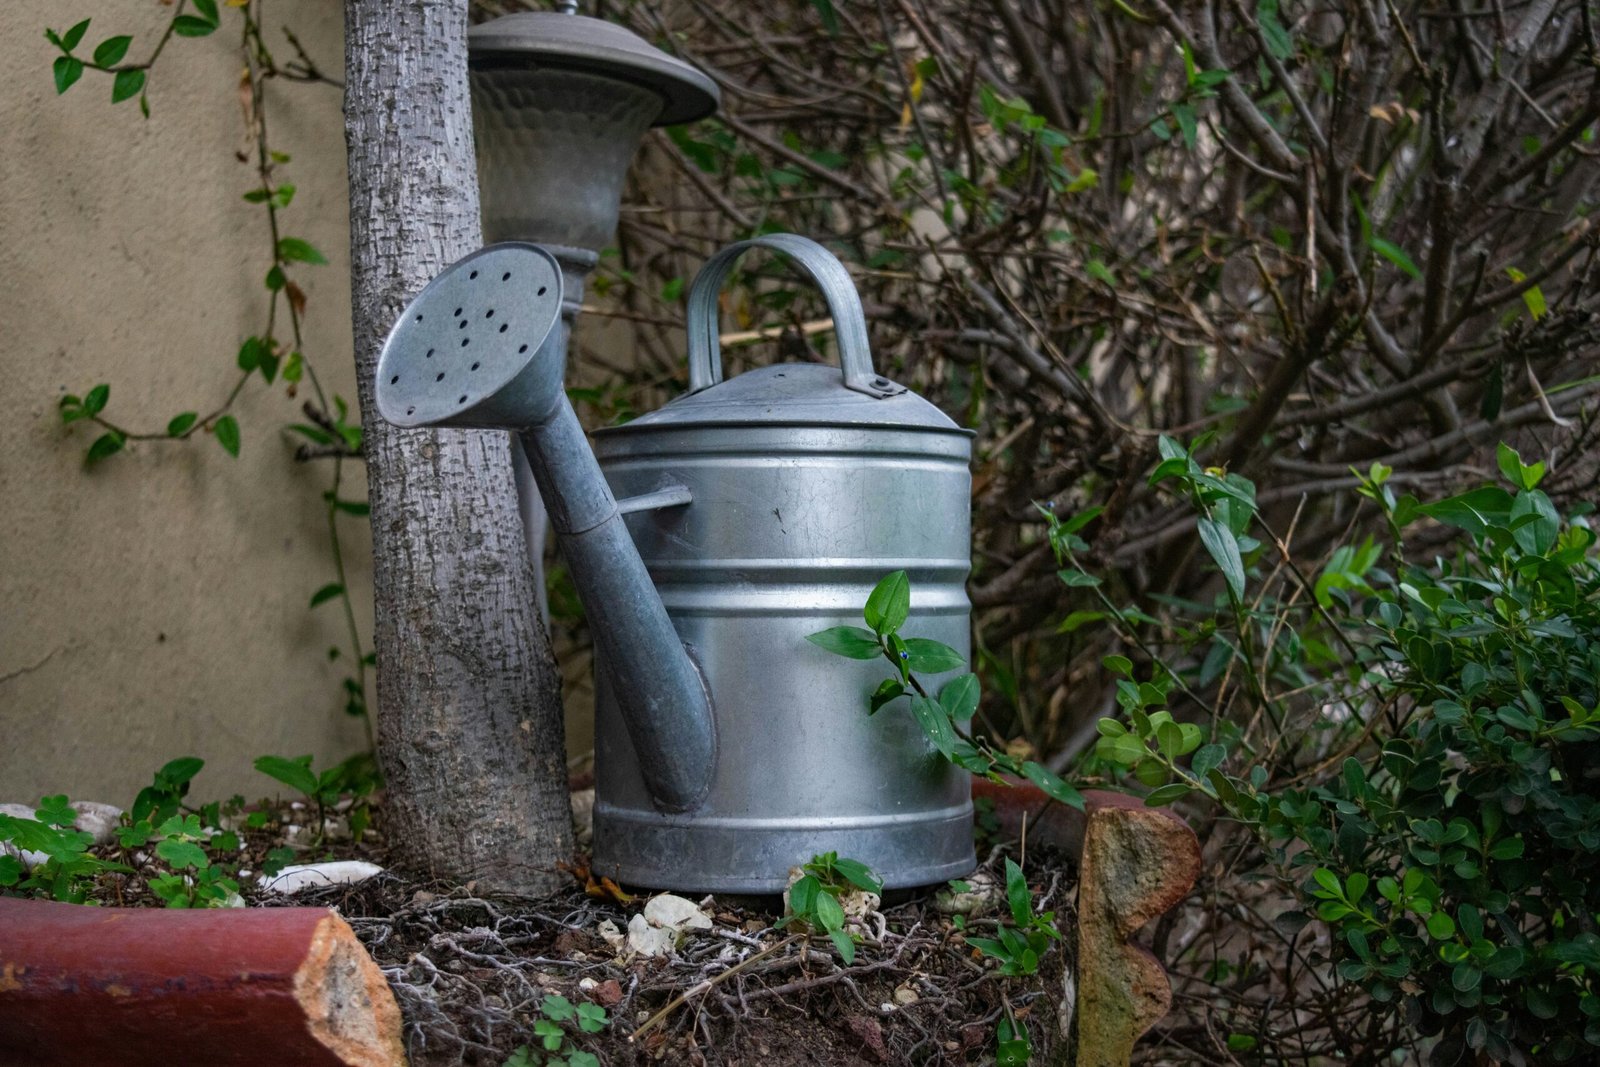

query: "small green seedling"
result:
(807, 571), (1082, 810)
(254, 751), (380, 844)
(965, 859), (1061, 976)
(504, 994), (606, 1067)
(780, 852), (884, 964)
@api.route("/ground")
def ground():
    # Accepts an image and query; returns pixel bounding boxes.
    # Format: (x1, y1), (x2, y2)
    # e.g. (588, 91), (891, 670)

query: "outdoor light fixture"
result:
(468, 8), (719, 300)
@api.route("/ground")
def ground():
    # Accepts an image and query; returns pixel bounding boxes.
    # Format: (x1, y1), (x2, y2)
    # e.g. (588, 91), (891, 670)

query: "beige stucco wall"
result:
(0, 1), (374, 805)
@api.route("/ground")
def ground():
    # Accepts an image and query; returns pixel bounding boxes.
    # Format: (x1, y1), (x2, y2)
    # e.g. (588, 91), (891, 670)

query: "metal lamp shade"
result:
(468, 12), (719, 253)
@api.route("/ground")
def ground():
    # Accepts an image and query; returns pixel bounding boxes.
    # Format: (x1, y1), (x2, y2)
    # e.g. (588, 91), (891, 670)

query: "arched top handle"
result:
(685, 233), (905, 398)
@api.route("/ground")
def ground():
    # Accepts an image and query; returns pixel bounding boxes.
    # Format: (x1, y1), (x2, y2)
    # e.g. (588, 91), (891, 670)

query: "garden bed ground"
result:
(64, 793), (1078, 1067)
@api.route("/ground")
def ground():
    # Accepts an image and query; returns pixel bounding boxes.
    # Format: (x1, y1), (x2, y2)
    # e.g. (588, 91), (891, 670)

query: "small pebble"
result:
(892, 986), (919, 1006)
(578, 977), (599, 992)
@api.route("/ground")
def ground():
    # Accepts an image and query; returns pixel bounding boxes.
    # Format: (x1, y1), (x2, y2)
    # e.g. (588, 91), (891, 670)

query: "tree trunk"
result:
(342, 0), (572, 897)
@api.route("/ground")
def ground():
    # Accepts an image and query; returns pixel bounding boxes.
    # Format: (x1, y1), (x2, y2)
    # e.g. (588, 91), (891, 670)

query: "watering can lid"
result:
(468, 13), (719, 127)
(595, 362), (971, 436)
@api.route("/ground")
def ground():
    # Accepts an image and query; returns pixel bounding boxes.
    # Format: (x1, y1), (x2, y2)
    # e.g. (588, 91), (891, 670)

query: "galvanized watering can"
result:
(376, 234), (975, 892)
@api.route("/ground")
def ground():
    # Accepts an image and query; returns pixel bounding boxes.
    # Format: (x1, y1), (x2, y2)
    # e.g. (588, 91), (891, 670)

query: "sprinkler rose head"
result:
(375, 243), (566, 432)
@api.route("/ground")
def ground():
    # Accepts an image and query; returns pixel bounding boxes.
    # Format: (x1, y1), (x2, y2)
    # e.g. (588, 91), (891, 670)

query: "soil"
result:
(65, 795), (1078, 1066)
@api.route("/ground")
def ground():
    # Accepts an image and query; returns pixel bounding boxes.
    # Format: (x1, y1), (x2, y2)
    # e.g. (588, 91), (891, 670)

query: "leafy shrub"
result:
(1094, 444), (1600, 1063)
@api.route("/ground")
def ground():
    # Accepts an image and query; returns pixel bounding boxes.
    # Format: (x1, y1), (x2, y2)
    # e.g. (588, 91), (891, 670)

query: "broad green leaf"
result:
(863, 570), (910, 635)
(938, 673), (980, 722)
(155, 838), (209, 870)
(172, 16), (217, 37)
(62, 19), (92, 51)
(1418, 486), (1513, 537)
(830, 857), (883, 894)
(111, 68), (145, 103)
(86, 431), (125, 464)
(804, 626), (881, 659)
(53, 55), (84, 94)
(276, 237), (328, 265)
(1145, 783), (1192, 806)
(214, 414), (240, 457)
(309, 583), (345, 608)
(903, 637), (965, 674)
(908, 696), (956, 758)
(93, 35), (132, 67)
(1021, 761), (1084, 810)
(1191, 743), (1225, 780)
(253, 755), (318, 797)
(1003, 859), (1032, 926)
(1085, 259), (1116, 286)
(814, 888), (845, 932)
(166, 412), (197, 437)
(1371, 236), (1422, 280)
(1171, 102), (1197, 149)
(157, 756), (204, 788)
(828, 928), (855, 963)
(1102, 654), (1133, 677)
(1197, 516), (1246, 599)
(83, 383), (109, 415)
(1510, 489), (1558, 555)
(1057, 568), (1102, 587)
(93, 36), (132, 66)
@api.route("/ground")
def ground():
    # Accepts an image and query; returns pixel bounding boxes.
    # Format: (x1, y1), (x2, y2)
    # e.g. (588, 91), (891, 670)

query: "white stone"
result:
(933, 870), (1002, 917)
(257, 860), (383, 895)
(626, 913), (680, 957)
(578, 977), (598, 992)
(69, 801), (123, 846)
(643, 893), (713, 932)
(596, 918), (626, 953)
(892, 985), (919, 1006)
(0, 803), (50, 868)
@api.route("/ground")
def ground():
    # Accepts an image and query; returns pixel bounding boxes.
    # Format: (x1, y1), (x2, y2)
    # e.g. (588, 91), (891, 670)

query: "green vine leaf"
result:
(92, 36), (132, 66)
(53, 56), (85, 94)
(86, 430), (125, 464)
(213, 415), (241, 457)
(277, 237), (328, 266)
(111, 68), (145, 104)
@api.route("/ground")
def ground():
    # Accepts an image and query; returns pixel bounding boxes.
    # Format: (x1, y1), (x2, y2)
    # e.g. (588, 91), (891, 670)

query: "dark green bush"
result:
(1093, 444), (1600, 1063)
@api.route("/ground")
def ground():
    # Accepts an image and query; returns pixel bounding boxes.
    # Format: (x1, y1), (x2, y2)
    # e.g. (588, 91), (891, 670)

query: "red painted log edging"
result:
(0, 897), (406, 1067)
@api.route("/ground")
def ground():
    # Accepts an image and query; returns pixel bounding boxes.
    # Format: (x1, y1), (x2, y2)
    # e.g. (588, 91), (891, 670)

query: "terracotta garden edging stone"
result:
(0, 897), (406, 1067)
(971, 778), (1201, 1065)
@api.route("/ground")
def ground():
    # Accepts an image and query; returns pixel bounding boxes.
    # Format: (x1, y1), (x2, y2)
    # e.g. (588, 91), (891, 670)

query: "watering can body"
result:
(592, 364), (975, 892)
(374, 234), (975, 894)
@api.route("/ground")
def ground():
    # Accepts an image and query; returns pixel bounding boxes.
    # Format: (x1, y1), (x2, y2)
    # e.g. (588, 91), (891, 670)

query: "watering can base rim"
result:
(592, 803), (977, 894)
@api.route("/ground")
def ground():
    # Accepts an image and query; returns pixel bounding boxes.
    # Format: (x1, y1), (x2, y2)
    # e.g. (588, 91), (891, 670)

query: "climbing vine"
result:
(45, 0), (373, 749)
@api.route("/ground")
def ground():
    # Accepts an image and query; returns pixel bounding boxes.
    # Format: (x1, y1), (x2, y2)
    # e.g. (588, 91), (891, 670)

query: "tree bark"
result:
(342, 0), (572, 897)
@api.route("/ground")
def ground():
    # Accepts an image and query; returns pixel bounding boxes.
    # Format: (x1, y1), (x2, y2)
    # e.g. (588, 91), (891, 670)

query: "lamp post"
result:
(467, 9), (719, 615)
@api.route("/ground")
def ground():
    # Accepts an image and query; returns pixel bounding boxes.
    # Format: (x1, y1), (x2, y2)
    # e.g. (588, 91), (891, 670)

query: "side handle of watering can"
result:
(684, 234), (907, 399)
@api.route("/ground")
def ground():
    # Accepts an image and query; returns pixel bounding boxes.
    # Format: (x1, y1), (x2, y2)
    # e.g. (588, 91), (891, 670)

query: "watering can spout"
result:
(374, 243), (715, 812)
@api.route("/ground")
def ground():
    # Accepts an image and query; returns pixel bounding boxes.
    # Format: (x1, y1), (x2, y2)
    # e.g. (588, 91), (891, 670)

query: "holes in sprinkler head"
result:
(537, 286), (548, 296)
(469, 270), (478, 279)
(498, 324), (508, 333)
(458, 395), (468, 405)
(426, 348), (434, 359)
(461, 338), (470, 347)
(453, 307), (462, 317)
(415, 314), (423, 323)
(390, 375), (399, 385)
(502, 272), (511, 281)
(435, 373), (444, 382)
(470, 362), (480, 371)
(406, 406), (415, 416)
(485, 309), (495, 319)
(459, 320), (468, 329)
(518, 344), (529, 354)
